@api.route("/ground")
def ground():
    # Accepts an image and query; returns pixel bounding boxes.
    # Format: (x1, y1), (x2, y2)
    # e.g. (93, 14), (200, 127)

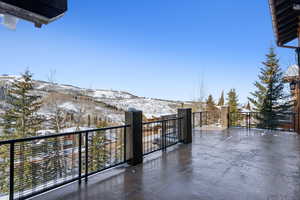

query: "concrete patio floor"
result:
(32, 128), (300, 200)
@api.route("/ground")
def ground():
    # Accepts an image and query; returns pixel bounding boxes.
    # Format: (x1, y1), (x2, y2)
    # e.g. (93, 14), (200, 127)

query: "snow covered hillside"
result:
(0, 75), (183, 124)
(102, 98), (178, 119)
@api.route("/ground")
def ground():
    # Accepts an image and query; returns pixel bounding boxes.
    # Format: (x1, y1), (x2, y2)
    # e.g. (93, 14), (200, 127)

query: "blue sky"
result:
(0, 0), (296, 103)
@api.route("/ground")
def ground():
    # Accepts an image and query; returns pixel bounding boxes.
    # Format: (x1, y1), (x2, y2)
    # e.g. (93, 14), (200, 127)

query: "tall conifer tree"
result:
(218, 91), (225, 106)
(248, 47), (291, 129)
(205, 94), (219, 124)
(206, 94), (216, 111)
(227, 89), (239, 113)
(1, 70), (43, 138)
(0, 70), (44, 193)
(227, 89), (240, 126)
(245, 101), (251, 111)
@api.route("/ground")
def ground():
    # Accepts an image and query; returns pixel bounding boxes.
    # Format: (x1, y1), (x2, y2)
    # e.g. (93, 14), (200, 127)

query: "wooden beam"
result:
(276, 3), (291, 16)
(278, 20), (298, 34)
(279, 33), (298, 45)
(277, 11), (297, 24)
(275, 0), (288, 7)
(269, 0), (300, 46)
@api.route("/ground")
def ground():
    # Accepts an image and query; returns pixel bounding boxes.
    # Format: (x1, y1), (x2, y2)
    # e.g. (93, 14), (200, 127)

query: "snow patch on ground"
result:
(93, 90), (133, 99)
(59, 102), (78, 112)
(103, 98), (177, 119)
(61, 127), (92, 133)
(35, 82), (50, 90)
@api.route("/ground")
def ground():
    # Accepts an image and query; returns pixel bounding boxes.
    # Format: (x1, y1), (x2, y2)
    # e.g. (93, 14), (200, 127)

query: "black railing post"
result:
(248, 113), (251, 129)
(78, 133), (82, 184)
(125, 110), (143, 166)
(172, 119), (176, 138)
(85, 131), (89, 182)
(294, 113), (296, 132)
(192, 113), (195, 129)
(9, 143), (14, 200)
(123, 127), (127, 162)
(162, 120), (167, 151)
(228, 113), (231, 128)
(178, 108), (192, 144)
(177, 117), (182, 141)
(200, 112), (203, 127)
(245, 113), (248, 129)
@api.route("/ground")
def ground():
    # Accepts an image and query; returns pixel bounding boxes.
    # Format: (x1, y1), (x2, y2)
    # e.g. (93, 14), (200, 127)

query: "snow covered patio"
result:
(31, 128), (300, 200)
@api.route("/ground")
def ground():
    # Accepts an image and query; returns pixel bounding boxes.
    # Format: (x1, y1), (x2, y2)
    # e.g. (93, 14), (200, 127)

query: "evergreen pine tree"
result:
(47, 94), (68, 181)
(0, 144), (9, 194)
(0, 70), (44, 193)
(248, 47), (291, 129)
(227, 89), (239, 113)
(1, 70), (44, 138)
(206, 94), (216, 111)
(48, 104), (66, 133)
(227, 89), (240, 126)
(89, 121), (109, 171)
(205, 94), (219, 124)
(218, 91), (225, 106)
(246, 101), (251, 111)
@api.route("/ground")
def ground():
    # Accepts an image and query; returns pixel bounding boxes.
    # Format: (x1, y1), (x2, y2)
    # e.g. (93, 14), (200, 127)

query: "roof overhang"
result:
(0, 0), (67, 28)
(269, 0), (300, 48)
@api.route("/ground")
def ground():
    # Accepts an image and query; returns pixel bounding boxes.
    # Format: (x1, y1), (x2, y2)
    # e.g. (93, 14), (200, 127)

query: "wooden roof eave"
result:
(269, 0), (280, 45)
(269, 0), (299, 47)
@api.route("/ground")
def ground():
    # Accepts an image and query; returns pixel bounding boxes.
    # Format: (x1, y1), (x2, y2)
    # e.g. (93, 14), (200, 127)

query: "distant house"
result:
(284, 65), (299, 131)
(284, 65), (299, 97)
(285, 65), (299, 77)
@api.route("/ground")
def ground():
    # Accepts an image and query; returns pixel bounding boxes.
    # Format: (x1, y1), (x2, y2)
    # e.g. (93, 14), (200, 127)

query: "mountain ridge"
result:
(0, 75), (185, 124)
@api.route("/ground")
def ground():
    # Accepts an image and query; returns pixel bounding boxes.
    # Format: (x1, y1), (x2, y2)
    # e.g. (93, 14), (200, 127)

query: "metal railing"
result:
(0, 125), (129, 200)
(0, 114), (188, 200)
(192, 111), (221, 129)
(142, 117), (183, 155)
(229, 112), (297, 132)
(192, 112), (203, 128)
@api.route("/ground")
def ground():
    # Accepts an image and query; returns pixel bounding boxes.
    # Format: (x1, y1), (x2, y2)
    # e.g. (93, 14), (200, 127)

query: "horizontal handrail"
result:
(142, 117), (183, 125)
(0, 118), (185, 146)
(0, 124), (130, 145)
(230, 112), (297, 114)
